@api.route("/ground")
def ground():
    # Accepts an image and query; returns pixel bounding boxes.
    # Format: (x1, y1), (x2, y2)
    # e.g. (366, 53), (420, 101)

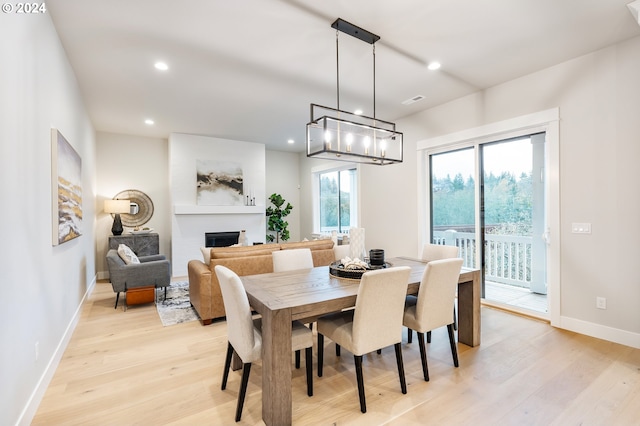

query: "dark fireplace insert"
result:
(205, 231), (240, 248)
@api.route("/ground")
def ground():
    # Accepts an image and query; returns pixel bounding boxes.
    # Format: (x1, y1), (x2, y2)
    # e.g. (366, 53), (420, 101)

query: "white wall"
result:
(266, 150), (301, 241)
(1, 13), (97, 425)
(300, 36), (640, 347)
(95, 132), (170, 278)
(298, 150), (420, 259)
(169, 133), (266, 276)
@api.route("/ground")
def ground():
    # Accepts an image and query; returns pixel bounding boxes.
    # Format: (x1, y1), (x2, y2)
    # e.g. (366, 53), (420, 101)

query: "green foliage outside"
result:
(432, 171), (533, 235)
(266, 193), (292, 243)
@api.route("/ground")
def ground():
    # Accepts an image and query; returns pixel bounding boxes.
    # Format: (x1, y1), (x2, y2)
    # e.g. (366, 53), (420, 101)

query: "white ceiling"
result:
(47, 0), (640, 152)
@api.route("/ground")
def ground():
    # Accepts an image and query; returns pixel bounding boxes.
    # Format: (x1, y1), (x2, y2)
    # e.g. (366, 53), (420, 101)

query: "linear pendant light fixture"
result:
(306, 18), (403, 165)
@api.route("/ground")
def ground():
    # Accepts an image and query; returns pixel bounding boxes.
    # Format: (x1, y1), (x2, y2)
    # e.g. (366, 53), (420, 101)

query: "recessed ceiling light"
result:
(154, 62), (169, 71)
(144, 119), (154, 125)
(287, 139), (295, 144)
(354, 109), (363, 115)
(427, 61), (441, 71)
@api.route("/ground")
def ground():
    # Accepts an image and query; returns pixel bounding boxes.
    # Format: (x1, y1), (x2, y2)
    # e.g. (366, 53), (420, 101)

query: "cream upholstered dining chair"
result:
(407, 243), (461, 343)
(317, 266), (412, 413)
(272, 247), (314, 272)
(215, 265), (313, 422)
(272, 247), (315, 367)
(421, 243), (459, 262)
(403, 258), (463, 381)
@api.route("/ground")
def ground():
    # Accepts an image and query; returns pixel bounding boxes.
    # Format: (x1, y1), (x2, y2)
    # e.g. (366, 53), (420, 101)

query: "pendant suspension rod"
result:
(373, 43), (376, 120)
(336, 29), (340, 111)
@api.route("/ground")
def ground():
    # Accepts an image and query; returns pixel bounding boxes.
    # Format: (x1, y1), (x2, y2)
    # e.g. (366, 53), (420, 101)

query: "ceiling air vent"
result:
(402, 95), (425, 105)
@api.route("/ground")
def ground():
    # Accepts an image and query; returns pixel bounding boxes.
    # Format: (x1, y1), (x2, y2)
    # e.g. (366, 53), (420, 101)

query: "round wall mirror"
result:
(113, 189), (154, 228)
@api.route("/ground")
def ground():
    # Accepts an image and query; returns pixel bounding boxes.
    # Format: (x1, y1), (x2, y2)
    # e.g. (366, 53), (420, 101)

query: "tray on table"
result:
(329, 260), (392, 280)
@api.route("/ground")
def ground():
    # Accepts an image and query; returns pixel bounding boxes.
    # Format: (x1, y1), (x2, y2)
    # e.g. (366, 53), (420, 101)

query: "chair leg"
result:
(235, 362), (252, 422)
(447, 324), (459, 367)
(453, 305), (458, 331)
(317, 333), (324, 377)
(394, 343), (407, 394)
(427, 330), (432, 343)
(354, 355), (366, 413)
(114, 292), (120, 309)
(407, 328), (413, 343)
(222, 342), (233, 390)
(164, 286), (167, 301)
(417, 332), (430, 381)
(305, 347), (313, 397)
(295, 350), (301, 369)
(335, 343), (341, 357)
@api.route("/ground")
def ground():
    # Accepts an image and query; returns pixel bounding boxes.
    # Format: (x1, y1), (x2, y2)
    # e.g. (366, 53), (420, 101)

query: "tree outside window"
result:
(318, 168), (357, 234)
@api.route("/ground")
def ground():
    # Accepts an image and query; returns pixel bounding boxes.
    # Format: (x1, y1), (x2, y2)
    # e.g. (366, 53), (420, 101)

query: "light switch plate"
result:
(571, 223), (591, 234)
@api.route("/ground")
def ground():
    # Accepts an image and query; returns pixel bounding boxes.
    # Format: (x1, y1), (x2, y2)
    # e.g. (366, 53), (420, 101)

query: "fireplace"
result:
(205, 231), (240, 248)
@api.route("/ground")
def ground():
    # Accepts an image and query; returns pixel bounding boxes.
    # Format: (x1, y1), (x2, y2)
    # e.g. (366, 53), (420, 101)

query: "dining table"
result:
(239, 256), (481, 426)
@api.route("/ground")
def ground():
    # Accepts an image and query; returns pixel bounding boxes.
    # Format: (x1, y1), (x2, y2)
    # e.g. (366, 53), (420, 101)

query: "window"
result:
(314, 165), (358, 234)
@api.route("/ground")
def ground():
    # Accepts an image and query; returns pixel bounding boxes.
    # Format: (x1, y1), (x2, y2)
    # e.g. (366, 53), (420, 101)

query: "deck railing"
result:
(433, 230), (532, 289)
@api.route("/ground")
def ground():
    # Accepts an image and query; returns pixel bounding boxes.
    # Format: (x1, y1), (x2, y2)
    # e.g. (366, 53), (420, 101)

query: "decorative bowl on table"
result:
(329, 259), (392, 280)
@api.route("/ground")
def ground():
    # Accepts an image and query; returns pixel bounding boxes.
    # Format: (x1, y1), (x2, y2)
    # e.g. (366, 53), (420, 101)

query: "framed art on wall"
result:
(196, 159), (244, 206)
(51, 128), (82, 245)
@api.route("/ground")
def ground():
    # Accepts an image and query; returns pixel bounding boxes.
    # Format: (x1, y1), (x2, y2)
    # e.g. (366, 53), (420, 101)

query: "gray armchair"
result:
(106, 249), (171, 309)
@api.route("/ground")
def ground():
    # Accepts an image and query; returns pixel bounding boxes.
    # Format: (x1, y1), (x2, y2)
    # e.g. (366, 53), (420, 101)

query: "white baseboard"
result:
(17, 276), (97, 425)
(558, 315), (640, 349)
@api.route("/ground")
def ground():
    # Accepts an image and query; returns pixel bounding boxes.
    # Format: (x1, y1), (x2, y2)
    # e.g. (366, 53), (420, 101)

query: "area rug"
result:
(156, 281), (199, 326)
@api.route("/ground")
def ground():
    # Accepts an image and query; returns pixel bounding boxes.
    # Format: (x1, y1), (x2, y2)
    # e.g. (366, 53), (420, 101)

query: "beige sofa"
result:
(188, 239), (336, 324)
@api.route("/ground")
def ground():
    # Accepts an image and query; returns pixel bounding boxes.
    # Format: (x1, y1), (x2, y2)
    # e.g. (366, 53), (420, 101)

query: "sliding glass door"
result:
(430, 148), (476, 267)
(429, 134), (548, 314)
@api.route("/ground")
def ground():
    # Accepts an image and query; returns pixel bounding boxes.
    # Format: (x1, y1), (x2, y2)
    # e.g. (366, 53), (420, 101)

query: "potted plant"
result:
(266, 193), (292, 243)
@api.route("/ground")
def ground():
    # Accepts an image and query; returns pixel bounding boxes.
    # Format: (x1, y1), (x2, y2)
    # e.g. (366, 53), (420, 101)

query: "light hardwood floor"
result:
(32, 280), (640, 425)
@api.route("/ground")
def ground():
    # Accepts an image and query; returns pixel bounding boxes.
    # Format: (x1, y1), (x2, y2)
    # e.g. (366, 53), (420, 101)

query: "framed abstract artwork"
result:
(196, 159), (244, 205)
(51, 128), (82, 245)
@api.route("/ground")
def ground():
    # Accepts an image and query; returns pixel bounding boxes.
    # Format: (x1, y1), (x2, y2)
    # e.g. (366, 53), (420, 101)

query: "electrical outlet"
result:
(596, 297), (606, 310)
(35, 341), (39, 361)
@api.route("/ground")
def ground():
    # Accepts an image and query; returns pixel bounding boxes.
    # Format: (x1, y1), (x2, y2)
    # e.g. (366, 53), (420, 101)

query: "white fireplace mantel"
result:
(173, 205), (264, 215)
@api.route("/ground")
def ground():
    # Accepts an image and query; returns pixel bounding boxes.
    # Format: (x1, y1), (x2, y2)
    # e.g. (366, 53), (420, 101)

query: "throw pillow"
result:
(201, 247), (212, 265)
(117, 244), (140, 265)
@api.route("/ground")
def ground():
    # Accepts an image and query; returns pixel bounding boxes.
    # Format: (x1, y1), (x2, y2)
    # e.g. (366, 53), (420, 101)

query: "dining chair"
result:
(403, 258), (463, 381)
(407, 243), (461, 343)
(272, 248), (314, 272)
(317, 266), (411, 413)
(215, 265), (313, 422)
(272, 247), (315, 367)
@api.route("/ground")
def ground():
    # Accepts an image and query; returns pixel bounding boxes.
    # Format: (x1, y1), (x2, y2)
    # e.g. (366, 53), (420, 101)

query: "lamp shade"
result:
(104, 199), (130, 214)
